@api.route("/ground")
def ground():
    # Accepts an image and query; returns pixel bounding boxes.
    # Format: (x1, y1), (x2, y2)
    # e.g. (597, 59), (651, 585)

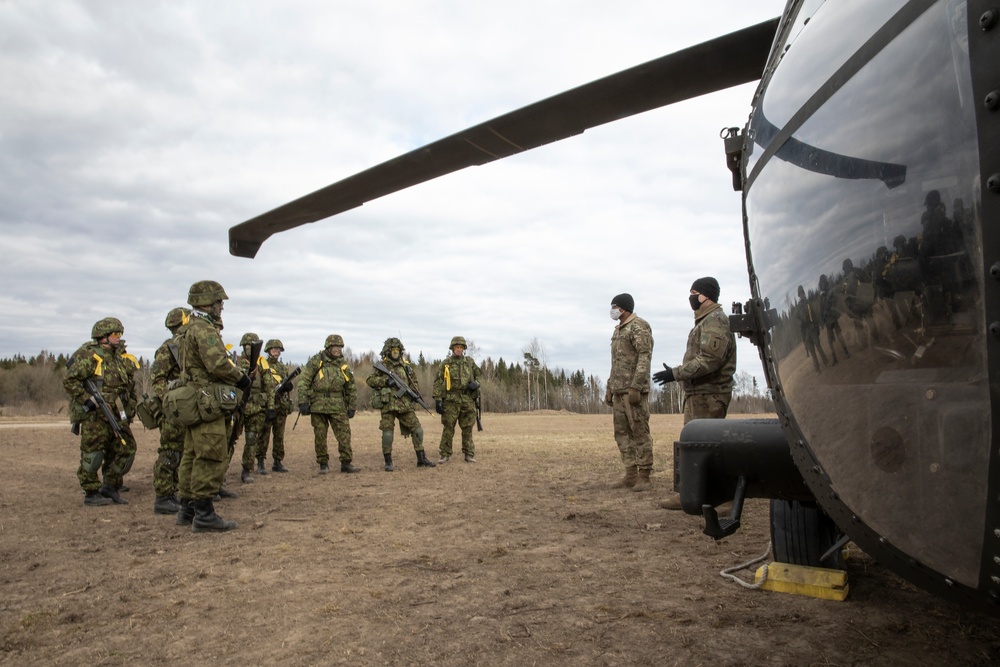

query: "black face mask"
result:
(689, 294), (702, 311)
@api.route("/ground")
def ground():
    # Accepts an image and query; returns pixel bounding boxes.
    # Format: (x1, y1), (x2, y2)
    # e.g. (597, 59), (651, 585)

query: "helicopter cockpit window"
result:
(745, 0), (985, 588)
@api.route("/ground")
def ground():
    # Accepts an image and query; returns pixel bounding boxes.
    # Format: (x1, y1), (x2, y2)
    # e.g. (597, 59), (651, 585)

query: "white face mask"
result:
(610, 307), (622, 321)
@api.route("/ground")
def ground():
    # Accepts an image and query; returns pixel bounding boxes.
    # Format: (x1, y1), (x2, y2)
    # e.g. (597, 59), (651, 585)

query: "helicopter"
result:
(230, 0), (1000, 616)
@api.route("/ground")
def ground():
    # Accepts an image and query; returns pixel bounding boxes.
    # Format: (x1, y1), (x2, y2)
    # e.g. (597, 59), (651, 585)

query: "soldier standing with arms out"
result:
(236, 332), (276, 484)
(259, 339), (293, 474)
(64, 317), (138, 506)
(149, 307), (188, 515)
(174, 280), (251, 532)
(367, 337), (436, 470)
(605, 294), (655, 492)
(653, 277), (737, 510)
(298, 335), (358, 474)
(433, 336), (481, 464)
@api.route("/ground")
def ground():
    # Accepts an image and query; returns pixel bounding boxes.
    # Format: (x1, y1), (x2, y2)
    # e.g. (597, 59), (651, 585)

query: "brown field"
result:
(1, 411), (998, 666)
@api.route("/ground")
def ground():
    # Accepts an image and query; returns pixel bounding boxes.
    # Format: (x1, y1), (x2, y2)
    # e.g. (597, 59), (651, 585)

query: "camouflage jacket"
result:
(63, 341), (136, 424)
(150, 336), (181, 400)
(607, 313), (653, 395)
(299, 350), (356, 414)
(366, 356), (420, 413)
(672, 302), (736, 395)
(237, 355), (277, 415)
(177, 311), (244, 389)
(433, 355), (481, 403)
(266, 356), (296, 415)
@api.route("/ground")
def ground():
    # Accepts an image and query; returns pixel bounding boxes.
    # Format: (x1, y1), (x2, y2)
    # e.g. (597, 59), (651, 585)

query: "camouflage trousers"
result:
(178, 417), (230, 501)
(611, 392), (652, 470)
(379, 409), (423, 454)
(241, 411), (267, 470)
(311, 412), (352, 464)
(152, 416), (185, 497)
(438, 398), (476, 457)
(682, 393), (731, 425)
(76, 415), (136, 492)
(258, 411), (288, 462)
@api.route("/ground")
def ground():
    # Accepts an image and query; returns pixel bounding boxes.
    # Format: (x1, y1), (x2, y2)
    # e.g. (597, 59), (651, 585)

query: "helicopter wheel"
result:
(770, 499), (845, 569)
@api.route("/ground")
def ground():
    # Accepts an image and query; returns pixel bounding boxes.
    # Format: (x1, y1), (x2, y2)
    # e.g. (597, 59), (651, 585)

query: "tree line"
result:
(0, 349), (773, 417)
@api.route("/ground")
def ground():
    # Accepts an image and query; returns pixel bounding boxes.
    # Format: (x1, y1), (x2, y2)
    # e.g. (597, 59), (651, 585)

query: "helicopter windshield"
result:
(745, 0), (985, 588)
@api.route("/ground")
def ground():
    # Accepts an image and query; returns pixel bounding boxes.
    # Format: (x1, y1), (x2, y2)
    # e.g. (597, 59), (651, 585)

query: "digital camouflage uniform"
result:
(116, 343), (141, 489)
(299, 347), (357, 467)
(366, 339), (429, 468)
(237, 342), (277, 479)
(260, 344), (294, 469)
(63, 320), (137, 504)
(433, 343), (482, 460)
(607, 313), (654, 471)
(670, 301), (737, 424)
(150, 324), (186, 501)
(176, 310), (245, 501)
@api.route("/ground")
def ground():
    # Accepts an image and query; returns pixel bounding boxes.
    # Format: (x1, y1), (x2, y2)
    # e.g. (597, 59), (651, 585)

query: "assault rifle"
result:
(228, 339), (263, 453)
(274, 366), (301, 399)
(372, 359), (432, 413)
(475, 394), (484, 432)
(83, 378), (128, 446)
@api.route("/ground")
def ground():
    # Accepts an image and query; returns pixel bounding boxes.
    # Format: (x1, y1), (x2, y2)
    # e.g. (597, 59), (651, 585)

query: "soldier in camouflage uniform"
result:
(63, 317), (138, 506)
(259, 339), (293, 474)
(298, 335), (358, 473)
(236, 333), (277, 484)
(367, 337), (436, 470)
(653, 277), (737, 510)
(604, 294), (655, 492)
(149, 307), (189, 515)
(174, 280), (251, 533)
(115, 339), (141, 494)
(432, 336), (481, 464)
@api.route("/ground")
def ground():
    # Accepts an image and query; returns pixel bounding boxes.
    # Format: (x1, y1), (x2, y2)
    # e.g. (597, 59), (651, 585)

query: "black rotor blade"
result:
(230, 17), (779, 258)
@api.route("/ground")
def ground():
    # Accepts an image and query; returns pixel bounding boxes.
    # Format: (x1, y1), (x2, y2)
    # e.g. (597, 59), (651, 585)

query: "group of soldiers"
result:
(63, 280), (482, 534)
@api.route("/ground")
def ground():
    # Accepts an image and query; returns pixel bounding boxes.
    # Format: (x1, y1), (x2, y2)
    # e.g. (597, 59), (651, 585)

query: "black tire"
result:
(770, 499), (845, 569)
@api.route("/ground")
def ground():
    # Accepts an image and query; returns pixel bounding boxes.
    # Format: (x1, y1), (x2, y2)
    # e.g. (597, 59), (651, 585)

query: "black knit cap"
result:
(611, 293), (634, 313)
(690, 277), (720, 303)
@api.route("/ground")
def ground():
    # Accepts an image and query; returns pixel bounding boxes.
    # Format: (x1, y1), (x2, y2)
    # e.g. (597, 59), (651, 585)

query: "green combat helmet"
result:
(450, 336), (467, 349)
(240, 332), (260, 346)
(92, 317), (124, 339)
(187, 280), (229, 307)
(164, 307), (188, 330)
(325, 334), (345, 348)
(380, 337), (404, 357)
(265, 339), (284, 351)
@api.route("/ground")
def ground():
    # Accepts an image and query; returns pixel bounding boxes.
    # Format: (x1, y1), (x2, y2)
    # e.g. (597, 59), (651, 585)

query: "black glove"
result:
(236, 374), (252, 391)
(347, 409), (356, 419)
(266, 409), (276, 423)
(82, 397), (98, 413)
(298, 403), (310, 415)
(466, 380), (480, 391)
(435, 400), (444, 415)
(384, 375), (398, 388)
(652, 364), (675, 386)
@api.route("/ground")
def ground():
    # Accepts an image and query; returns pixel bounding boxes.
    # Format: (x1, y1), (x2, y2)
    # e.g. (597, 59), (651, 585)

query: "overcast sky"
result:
(1, 0), (785, 385)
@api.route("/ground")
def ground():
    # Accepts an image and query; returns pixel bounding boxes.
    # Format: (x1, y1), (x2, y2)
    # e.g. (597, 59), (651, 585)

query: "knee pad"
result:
(412, 426), (424, 448)
(81, 450), (104, 474)
(381, 430), (394, 449)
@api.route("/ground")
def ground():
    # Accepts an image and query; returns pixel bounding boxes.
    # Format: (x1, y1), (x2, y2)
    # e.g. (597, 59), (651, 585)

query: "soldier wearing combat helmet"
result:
(174, 280), (251, 532)
(259, 338), (294, 474)
(367, 337), (436, 470)
(298, 334), (358, 473)
(235, 332), (277, 484)
(63, 317), (139, 506)
(148, 307), (190, 515)
(433, 336), (482, 464)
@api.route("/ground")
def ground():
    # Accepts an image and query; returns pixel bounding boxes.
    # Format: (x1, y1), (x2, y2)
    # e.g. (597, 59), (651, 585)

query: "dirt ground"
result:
(1, 411), (998, 666)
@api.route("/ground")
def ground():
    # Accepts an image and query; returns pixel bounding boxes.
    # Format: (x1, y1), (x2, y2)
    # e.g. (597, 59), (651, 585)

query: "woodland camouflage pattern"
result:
(237, 353), (277, 472)
(299, 348), (357, 464)
(259, 352), (293, 464)
(150, 332), (185, 498)
(433, 352), (482, 458)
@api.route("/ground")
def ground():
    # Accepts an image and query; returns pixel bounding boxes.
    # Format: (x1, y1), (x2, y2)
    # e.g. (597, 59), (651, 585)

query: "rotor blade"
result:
(230, 17), (780, 258)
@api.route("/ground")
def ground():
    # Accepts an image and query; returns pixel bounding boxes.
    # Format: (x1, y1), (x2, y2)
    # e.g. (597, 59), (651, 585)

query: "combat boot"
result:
(256, 457), (268, 475)
(191, 498), (237, 533)
(464, 454), (477, 463)
(84, 490), (113, 506)
(341, 461), (360, 473)
(216, 486), (239, 499)
(272, 460), (289, 473)
(175, 497), (195, 525)
(631, 468), (652, 492)
(658, 492), (683, 510)
(416, 450), (437, 468)
(611, 465), (637, 489)
(318, 463), (330, 474)
(154, 495), (180, 515)
(241, 467), (255, 484)
(99, 484), (128, 504)
(383, 453), (395, 472)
